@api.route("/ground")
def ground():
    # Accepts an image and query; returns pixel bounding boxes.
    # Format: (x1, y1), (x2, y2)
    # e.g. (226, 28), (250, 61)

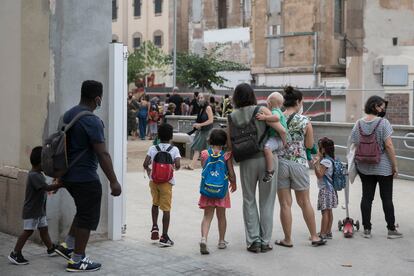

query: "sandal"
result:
(184, 165), (194, 170)
(218, 240), (228, 249)
(311, 238), (327, 247)
(274, 240), (293, 248)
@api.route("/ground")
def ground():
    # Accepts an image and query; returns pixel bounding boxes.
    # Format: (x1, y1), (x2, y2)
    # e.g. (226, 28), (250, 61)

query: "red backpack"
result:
(355, 119), (382, 164)
(151, 145), (174, 183)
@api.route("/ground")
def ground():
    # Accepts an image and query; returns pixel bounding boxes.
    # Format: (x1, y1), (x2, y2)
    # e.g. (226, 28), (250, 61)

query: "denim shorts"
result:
(23, 216), (48, 230)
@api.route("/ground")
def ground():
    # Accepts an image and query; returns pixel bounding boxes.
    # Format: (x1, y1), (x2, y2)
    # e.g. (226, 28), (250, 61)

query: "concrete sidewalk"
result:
(125, 166), (414, 276)
(1, 164), (414, 275)
(0, 232), (246, 276)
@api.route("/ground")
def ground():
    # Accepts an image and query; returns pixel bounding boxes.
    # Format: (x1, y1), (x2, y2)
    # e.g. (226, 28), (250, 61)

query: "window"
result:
(134, 0), (141, 17)
(154, 0), (162, 14)
(132, 33), (142, 49)
(218, 0), (227, 29)
(112, 34), (119, 43)
(153, 30), (163, 47)
(112, 0), (117, 20)
(334, 0), (344, 34)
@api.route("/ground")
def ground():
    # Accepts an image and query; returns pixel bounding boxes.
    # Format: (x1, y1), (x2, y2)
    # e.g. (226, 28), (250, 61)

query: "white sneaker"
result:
(387, 229), (403, 239)
(363, 229), (372, 239)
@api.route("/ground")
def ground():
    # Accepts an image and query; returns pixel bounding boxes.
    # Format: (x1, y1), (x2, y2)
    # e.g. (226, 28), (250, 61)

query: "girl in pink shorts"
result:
(198, 129), (237, 255)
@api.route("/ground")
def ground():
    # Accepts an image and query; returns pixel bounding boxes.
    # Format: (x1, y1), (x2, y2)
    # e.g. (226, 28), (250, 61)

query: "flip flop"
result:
(184, 165), (194, 170)
(274, 240), (293, 248)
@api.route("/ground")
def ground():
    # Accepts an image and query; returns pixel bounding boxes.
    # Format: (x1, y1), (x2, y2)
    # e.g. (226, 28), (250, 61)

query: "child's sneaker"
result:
(159, 234), (174, 247)
(263, 171), (274, 183)
(8, 251), (29, 265)
(66, 256), (101, 272)
(151, 225), (159, 240)
(200, 239), (209, 255)
(387, 229), (403, 239)
(47, 243), (58, 256)
(55, 242), (73, 260)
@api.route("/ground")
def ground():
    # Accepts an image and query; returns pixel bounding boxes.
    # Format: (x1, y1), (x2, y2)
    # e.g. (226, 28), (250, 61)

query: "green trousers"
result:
(239, 154), (278, 246)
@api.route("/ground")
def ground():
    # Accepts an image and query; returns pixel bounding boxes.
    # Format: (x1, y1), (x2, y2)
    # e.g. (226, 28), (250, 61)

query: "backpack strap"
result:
(286, 112), (297, 128)
(165, 145), (173, 152)
(63, 111), (95, 133)
(155, 145), (162, 152)
(358, 118), (383, 136)
(250, 106), (261, 123)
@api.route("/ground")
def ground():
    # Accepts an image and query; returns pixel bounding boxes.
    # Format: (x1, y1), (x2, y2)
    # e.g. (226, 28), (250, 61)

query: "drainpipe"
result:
(265, 31), (319, 88)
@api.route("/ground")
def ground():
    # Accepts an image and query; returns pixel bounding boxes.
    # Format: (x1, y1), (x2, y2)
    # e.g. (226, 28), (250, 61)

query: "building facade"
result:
(346, 0), (414, 124)
(112, 0), (189, 53)
(250, 0), (346, 88)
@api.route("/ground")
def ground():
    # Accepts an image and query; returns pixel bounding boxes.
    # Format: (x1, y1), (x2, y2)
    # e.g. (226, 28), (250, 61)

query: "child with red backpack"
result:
(198, 129), (237, 255)
(143, 123), (181, 247)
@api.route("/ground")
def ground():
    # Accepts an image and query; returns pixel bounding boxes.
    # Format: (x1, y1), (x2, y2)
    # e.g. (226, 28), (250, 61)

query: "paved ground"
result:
(1, 140), (414, 275)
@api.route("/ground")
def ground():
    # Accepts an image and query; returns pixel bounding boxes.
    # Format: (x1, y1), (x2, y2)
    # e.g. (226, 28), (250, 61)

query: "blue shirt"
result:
(62, 105), (105, 182)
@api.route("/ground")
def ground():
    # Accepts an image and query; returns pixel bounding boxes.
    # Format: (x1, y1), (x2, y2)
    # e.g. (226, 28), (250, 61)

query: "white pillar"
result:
(108, 43), (127, 240)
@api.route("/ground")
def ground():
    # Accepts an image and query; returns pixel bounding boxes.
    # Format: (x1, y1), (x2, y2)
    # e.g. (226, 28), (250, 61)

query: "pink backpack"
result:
(355, 119), (382, 164)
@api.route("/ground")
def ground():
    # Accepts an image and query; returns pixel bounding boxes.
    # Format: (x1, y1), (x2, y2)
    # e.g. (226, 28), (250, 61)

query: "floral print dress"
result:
(278, 113), (310, 168)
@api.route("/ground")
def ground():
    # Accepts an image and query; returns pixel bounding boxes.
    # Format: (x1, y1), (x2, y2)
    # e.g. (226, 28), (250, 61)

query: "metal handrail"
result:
(402, 133), (414, 150)
(334, 142), (414, 180)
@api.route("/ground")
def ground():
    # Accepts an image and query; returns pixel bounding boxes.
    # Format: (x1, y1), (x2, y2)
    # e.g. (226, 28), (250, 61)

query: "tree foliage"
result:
(127, 41), (169, 84)
(174, 45), (249, 92)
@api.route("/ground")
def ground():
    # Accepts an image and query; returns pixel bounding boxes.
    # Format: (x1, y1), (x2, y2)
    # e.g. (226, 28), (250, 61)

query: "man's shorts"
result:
(277, 159), (310, 191)
(265, 137), (284, 152)
(149, 182), (172, 211)
(65, 180), (102, 231)
(23, 216), (48, 230)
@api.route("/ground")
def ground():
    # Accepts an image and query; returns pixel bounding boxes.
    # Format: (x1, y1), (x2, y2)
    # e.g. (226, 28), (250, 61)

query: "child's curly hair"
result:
(318, 137), (335, 159)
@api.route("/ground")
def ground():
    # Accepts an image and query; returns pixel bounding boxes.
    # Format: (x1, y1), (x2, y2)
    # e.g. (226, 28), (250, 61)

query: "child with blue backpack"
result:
(313, 137), (341, 240)
(198, 129), (237, 255)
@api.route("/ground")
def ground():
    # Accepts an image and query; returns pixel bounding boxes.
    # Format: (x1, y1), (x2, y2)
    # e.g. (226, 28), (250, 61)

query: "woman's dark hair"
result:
(158, 123), (173, 142)
(364, 95), (388, 115)
(233, 83), (257, 108)
(283, 86), (303, 108)
(208, 128), (227, 146)
(30, 146), (43, 166)
(318, 137), (335, 159)
(210, 96), (215, 104)
(184, 98), (190, 105)
(144, 95), (150, 101)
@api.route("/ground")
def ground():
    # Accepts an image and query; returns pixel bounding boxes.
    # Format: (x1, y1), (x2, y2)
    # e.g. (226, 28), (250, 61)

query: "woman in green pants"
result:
(228, 83), (277, 253)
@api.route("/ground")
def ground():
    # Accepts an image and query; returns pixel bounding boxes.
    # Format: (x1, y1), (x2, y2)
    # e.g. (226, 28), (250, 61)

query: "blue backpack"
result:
(200, 149), (228, 199)
(324, 157), (347, 191)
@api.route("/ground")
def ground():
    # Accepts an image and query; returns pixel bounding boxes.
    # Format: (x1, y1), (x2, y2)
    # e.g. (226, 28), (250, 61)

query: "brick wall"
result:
(385, 93), (410, 125)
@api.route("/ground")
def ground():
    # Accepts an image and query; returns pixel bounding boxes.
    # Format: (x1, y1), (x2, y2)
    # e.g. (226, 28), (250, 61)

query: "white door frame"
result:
(108, 43), (128, 240)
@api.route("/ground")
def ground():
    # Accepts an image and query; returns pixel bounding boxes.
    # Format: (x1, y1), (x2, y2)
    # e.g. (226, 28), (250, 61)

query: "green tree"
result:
(127, 41), (169, 84)
(174, 45), (249, 92)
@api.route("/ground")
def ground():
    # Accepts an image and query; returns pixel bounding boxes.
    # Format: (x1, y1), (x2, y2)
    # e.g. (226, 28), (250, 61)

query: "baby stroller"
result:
(337, 163), (360, 238)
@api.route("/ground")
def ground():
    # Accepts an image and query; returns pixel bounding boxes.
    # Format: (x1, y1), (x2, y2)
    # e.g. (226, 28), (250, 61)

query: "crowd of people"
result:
(127, 87), (234, 141)
(7, 81), (403, 273)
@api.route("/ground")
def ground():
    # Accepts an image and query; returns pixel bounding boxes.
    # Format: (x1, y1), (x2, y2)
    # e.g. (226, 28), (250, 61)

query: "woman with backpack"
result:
(275, 86), (326, 248)
(227, 83), (277, 253)
(184, 93), (214, 170)
(349, 96), (402, 239)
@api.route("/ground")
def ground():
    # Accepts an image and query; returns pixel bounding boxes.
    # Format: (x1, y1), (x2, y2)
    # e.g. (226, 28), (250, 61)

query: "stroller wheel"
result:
(338, 220), (343, 231)
(355, 220), (360, 231)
